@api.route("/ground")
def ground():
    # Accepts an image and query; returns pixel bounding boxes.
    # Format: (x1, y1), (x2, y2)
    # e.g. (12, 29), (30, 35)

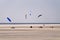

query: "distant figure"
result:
(30, 26), (32, 28)
(7, 17), (12, 22)
(38, 14), (42, 18)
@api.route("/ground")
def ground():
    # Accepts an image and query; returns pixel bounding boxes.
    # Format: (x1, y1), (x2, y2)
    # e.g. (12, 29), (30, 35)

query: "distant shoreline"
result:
(0, 23), (60, 25)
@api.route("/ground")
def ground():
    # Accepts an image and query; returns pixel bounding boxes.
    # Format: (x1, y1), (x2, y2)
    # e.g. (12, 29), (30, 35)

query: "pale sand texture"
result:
(0, 28), (60, 40)
(0, 24), (60, 40)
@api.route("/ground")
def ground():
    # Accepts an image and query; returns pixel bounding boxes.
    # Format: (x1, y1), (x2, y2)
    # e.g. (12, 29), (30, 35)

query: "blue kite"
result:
(7, 17), (12, 22)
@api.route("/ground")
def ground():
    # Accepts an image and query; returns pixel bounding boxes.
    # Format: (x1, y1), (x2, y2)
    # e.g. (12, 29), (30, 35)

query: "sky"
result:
(0, 0), (60, 23)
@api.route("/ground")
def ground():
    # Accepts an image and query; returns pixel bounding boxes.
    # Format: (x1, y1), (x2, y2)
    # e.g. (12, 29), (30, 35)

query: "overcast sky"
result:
(0, 0), (60, 23)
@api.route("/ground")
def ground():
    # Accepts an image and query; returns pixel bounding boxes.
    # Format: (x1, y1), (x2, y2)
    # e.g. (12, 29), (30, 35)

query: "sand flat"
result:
(0, 28), (60, 40)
